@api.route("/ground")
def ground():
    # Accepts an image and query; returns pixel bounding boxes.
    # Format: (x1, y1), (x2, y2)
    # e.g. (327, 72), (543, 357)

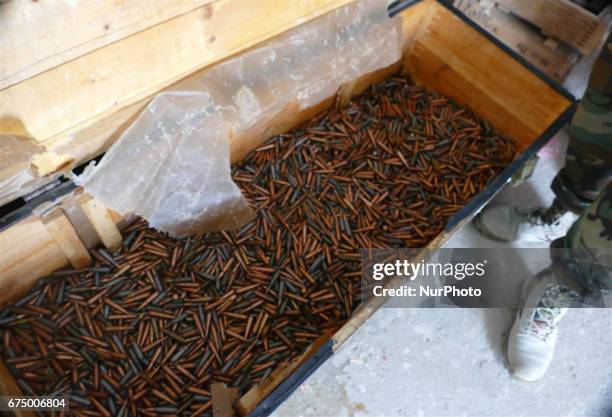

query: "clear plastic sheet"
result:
(186, 0), (402, 135)
(77, 0), (400, 237)
(77, 92), (254, 237)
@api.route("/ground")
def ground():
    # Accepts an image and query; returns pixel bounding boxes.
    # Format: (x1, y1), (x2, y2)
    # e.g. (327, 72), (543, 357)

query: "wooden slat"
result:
(30, 1), (404, 178)
(80, 196), (123, 251)
(61, 195), (103, 248)
(0, 0), (353, 142)
(211, 382), (239, 417)
(0, 0), (213, 90)
(495, 0), (605, 54)
(404, 1), (570, 149)
(399, 0), (435, 52)
(31, 100), (148, 176)
(43, 208), (93, 269)
(0, 216), (69, 307)
(454, 0), (578, 82)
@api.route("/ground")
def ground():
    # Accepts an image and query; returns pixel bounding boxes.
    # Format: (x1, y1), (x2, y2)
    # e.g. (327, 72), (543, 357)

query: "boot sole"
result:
(505, 271), (557, 382)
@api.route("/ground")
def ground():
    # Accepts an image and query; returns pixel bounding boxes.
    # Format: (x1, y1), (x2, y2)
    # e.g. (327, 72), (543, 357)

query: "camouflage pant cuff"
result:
(551, 174), (593, 214)
(550, 237), (612, 297)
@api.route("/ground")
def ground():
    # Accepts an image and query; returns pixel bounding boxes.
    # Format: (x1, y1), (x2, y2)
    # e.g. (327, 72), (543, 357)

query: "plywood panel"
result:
(0, 0), (353, 141)
(0, 0), (212, 89)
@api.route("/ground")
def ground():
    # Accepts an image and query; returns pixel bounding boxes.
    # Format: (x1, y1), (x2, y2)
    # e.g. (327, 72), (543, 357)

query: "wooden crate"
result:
(0, 0), (576, 415)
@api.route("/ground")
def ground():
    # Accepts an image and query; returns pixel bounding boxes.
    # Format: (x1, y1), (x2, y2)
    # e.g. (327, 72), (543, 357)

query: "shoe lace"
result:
(523, 284), (578, 340)
(524, 200), (566, 227)
(525, 209), (560, 227)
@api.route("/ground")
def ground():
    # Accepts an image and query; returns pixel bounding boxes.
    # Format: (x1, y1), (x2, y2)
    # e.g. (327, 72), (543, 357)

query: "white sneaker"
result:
(515, 210), (577, 243)
(474, 203), (577, 243)
(507, 273), (579, 381)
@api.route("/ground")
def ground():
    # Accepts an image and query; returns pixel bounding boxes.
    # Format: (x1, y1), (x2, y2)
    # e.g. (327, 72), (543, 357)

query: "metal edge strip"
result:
(0, 182), (77, 232)
(247, 339), (334, 417)
(388, 0), (424, 17)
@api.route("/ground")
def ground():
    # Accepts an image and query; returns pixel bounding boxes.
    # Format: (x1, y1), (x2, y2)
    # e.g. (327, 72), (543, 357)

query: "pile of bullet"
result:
(0, 75), (516, 416)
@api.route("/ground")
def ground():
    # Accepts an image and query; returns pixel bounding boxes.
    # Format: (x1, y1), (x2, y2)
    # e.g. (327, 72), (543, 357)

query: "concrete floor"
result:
(272, 132), (612, 416)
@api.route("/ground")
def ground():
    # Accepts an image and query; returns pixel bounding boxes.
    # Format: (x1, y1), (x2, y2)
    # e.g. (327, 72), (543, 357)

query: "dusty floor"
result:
(271, 132), (612, 417)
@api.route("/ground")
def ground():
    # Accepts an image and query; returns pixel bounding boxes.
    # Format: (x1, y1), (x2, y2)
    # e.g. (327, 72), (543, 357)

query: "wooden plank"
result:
(61, 195), (103, 248)
(42, 208), (93, 269)
(0, 0), (212, 90)
(404, 1), (571, 149)
(454, 0), (578, 82)
(31, 64), (402, 179)
(31, 100), (148, 176)
(0, 0), (354, 142)
(399, 0), (436, 52)
(80, 196), (123, 250)
(0, 135), (45, 206)
(0, 216), (69, 307)
(495, 0), (606, 54)
(211, 382), (239, 417)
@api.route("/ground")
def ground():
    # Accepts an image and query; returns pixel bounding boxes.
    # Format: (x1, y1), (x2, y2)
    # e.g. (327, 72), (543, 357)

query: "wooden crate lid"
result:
(495, 0), (607, 54)
(454, 0), (579, 82)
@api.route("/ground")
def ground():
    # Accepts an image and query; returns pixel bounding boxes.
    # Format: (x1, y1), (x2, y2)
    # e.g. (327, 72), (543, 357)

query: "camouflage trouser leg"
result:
(551, 34), (612, 213)
(550, 35), (612, 295)
(551, 182), (612, 294)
